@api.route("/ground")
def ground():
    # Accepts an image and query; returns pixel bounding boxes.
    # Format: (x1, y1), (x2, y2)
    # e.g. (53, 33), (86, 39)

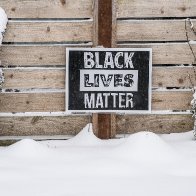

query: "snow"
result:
(0, 7), (8, 45)
(2, 139), (53, 158)
(63, 124), (103, 146)
(114, 131), (181, 163)
(0, 124), (196, 196)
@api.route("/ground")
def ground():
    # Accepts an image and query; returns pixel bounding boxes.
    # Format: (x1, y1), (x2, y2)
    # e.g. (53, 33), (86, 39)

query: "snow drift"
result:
(115, 131), (181, 163)
(0, 125), (196, 196)
(0, 7), (8, 45)
(64, 123), (103, 146)
(3, 139), (52, 158)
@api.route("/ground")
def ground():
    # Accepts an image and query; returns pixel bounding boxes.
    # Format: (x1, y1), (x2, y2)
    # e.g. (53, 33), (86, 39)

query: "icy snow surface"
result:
(0, 124), (196, 196)
(0, 7), (8, 45)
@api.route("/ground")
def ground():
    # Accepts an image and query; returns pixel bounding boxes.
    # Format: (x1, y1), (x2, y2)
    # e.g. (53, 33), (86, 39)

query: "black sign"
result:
(66, 48), (152, 113)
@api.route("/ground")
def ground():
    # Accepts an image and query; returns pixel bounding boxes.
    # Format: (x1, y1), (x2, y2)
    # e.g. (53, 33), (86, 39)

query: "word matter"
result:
(84, 93), (133, 109)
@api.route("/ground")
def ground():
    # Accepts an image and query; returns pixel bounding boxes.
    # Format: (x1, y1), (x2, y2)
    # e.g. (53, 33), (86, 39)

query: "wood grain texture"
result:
(2, 67), (196, 89)
(0, 45), (92, 67)
(0, 114), (193, 137)
(117, 20), (196, 42)
(118, 43), (196, 64)
(0, 45), (66, 66)
(0, 91), (192, 112)
(116, 0), (196, 18)
(2, 69), (65, 89)
(0, 116), (89, 136)
(116, 114), (194, 134)
(4, 21), (93, 43)
(96, 0), (113, 139)
(152, 91), (192, 110)
(152, 67), (196, 88)
(0, 43), (196, 66)
(0, 0), (93, 19)
(0, 93), (65, 112)
(0, 140), (16, 146)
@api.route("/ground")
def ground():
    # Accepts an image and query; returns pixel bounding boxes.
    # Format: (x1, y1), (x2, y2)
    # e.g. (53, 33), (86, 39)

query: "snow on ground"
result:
(0, 7), (8, 45)
(0, 124), (196, 196)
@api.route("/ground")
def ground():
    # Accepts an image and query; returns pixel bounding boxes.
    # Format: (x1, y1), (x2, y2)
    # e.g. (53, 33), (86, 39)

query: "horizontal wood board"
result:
(0, 114), (193, 136)
(116, 0), (196, 18)
(2, 69), (65, 89)
(0, 45), (68, 67)
(118, 44), (196, 64)
(117, 20), (196, 42)
(116, 114), (194, 134)
(0, 44), (196, 66)
(1, 67), (196, 89)
(0, 91), (192, 112)
(3, 21), (93, 43)
(0, 0), (93, 19)
(0, 116), (90, 136)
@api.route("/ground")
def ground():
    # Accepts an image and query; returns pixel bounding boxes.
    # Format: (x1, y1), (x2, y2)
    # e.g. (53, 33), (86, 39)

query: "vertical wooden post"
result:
(92, 0), (116, 139)
(98, 0), (112, 48)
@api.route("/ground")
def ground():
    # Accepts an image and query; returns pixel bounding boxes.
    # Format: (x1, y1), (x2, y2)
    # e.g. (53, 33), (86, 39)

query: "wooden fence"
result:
(0, 0), (195, 143)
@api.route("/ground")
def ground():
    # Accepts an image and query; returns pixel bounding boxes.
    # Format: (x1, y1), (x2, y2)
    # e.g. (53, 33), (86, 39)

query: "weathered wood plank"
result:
(2, 67), (196, 89)
(0, 44), (195, 66)
(0, 91), (192, 112)
(0, 140), (16, 146)
(3, 21), (93, 43)
(0, 45), (66, 67)
(0, 93), (65, 112)
(0, 0), (93, 19)
(116, 0), (196, 18)
(152, 67), (196, 88)
(0, 116), (89, 136)
(152, 91), (192, 110)
(118, 43), (196, 64)
(117, 20), (196, 42)
(116, 114), (194, 134)
(2, 69), (65, 89)
(0, 114), (193, 136)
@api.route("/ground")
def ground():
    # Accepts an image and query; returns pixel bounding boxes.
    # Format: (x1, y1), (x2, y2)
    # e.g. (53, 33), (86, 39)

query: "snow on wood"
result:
(0, 7), (7, 45)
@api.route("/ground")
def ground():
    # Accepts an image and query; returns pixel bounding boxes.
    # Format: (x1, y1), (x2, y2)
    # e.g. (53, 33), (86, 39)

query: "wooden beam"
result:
(4, 20), (93, 43)
(0, 0), (93, 19)
(0, 114), (192, 138)
(0, 91), (192, 112)
(2, 67), (196, 89)
(98, 0), (112, 47)
(0, 116), (89, 136)
(116, 0), (196, 18)
(117, 20), (196, 42)
(92, 0), (115, 139)
(1, 44), (196, 67)
(116, 114), (194, 134)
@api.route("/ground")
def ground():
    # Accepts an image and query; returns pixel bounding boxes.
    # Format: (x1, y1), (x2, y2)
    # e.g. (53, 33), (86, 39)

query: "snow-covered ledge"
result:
(0, 7), (7, 45)
(0, 7), (8, 86)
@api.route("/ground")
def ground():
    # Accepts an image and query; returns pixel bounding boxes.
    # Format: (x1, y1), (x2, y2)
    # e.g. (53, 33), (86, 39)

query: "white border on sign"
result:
(65, 48), (152, 114)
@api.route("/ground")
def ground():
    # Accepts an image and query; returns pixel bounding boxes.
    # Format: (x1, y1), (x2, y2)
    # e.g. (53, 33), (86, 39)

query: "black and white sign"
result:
(66, 48), (152, 113)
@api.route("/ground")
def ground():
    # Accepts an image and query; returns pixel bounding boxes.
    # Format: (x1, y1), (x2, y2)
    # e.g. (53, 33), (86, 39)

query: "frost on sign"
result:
(66, 48), (152, 113)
